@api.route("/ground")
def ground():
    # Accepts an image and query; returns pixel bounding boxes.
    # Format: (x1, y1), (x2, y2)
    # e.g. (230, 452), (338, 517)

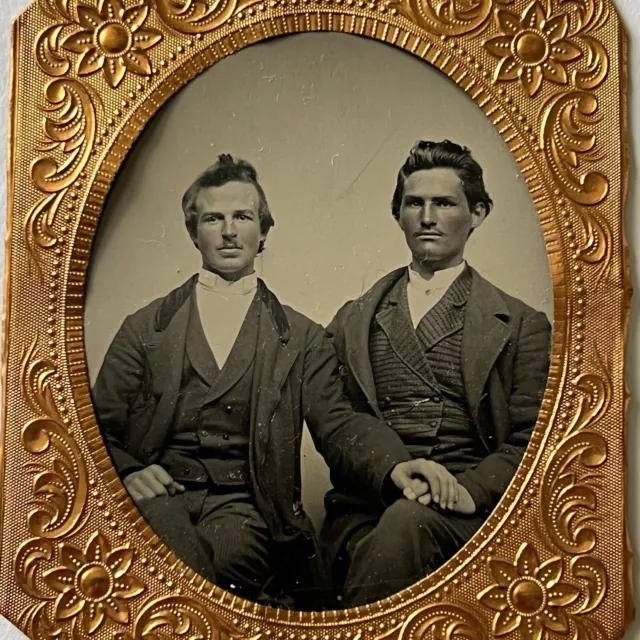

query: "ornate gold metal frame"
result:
(0, 0), (632, 638)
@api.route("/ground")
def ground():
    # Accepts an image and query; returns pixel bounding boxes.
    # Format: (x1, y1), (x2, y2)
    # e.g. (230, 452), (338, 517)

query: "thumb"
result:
(391, 464), (412, 490)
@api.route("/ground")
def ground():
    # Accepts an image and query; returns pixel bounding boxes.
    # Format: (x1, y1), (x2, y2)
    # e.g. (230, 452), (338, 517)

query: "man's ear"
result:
(470, 203), (487, 230)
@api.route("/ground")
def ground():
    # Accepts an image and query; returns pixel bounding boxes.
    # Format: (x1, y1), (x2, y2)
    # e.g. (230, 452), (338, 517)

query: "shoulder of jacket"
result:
(332, 299), (357, 325)
(281, 305), (323, 335)
(470, 268), (547, 322)
(329, 269), (406, 327)
(123, 276), (197, 332)
(499, 288), (548, 323)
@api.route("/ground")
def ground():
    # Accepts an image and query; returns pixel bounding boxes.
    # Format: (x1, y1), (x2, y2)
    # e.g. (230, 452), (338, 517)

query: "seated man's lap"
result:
(137, 489), (273, 594)
(198, 494), (272, 584)
(341, 499), (486, 606)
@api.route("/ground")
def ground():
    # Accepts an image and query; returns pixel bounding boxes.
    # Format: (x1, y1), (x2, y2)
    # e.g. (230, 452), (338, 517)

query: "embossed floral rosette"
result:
(0, 1), (630, 640)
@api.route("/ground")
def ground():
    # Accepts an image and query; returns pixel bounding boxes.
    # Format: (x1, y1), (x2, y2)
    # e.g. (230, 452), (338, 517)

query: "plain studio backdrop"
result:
(83, 32), (553, 529)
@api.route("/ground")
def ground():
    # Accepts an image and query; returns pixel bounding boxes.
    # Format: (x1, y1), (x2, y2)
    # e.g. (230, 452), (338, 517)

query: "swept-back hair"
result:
(391, 140), (493, 219)
(182, 154), (275, 251)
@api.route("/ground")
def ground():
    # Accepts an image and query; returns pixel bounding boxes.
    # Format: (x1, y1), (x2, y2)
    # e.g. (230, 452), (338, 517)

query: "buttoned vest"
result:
(369, 268), (484, 472)
(159, 293), (260, 486)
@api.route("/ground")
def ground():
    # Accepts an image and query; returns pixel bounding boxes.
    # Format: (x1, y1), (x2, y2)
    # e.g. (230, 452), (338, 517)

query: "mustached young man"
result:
(92, 154), (424, 608)
(322, 140), (552, 607)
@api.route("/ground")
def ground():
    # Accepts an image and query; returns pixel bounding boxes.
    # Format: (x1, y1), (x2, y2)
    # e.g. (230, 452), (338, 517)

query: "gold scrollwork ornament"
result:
(2, 0), (628, 637)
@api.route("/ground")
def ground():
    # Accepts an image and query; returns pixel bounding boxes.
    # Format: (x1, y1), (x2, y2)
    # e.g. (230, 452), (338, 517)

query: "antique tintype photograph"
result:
(84, 33), (553, 611)
(83, 33), (554, 611)
(1, 0), (630, 635)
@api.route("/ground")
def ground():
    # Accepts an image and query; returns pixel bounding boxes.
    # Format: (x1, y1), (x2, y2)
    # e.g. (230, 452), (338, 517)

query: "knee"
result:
(213, 527), (271, 583)
(137, 494), (177, 523)
(377, 500), (440, 539)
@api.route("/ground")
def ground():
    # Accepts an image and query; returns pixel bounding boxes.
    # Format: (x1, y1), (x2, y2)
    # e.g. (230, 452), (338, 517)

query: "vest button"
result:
(386, 421), (393, 427)
(226, 405), (233, 413)
(383, 396), (391, 405)
(433, 396), (442, 403)
(430, 421), (438, 428)
(222, 433), (229, 440)
(200, 430), (209, 438)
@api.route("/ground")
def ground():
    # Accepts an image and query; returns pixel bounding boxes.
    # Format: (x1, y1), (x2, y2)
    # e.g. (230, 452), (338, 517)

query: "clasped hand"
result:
(124, 464), (185, 505)
(390, 459), (476, 515)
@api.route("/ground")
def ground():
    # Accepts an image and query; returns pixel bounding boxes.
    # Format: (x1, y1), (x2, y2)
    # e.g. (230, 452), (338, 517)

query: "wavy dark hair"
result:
(391, 140), (494, 220)
(182, 154), (275, 253)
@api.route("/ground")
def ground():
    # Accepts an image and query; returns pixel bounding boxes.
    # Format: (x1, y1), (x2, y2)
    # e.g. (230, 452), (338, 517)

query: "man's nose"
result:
(222, 219), (237, 237)
(419, 204), (438, 226)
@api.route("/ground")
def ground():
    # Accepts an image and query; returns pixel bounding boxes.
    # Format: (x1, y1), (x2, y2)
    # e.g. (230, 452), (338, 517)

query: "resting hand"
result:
(124, 464), (185, 505)
(391, 459), (459, 510)
(417, 481), (476, 515)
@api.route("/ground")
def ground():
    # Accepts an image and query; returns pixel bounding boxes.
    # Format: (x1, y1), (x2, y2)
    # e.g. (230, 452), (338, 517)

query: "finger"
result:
(442, 473), (455, 508)
(433, 471), (447, 507)
(437, 473), (450, 509)
(418, 493), (432, 506)
(150, 465), (175, 487)
(130, 477), (156, 501)
(403, 486), (417, 501)
(414, 460), (439, 502)
(424, 471), (440, 506)
(448, 478), (457, 510)
(410, 479), (429, 498)
(172, 481), (186, 492)
(129, 488), (144, 504)
(445, 473), (456, 507)
(393, 469), (412, 491)
(142, 475), (169, 497)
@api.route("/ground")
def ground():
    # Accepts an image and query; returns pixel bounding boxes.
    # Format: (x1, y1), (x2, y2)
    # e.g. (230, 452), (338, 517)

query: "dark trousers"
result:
(342, 500), (485, 607)
(138, 487), (271, 599)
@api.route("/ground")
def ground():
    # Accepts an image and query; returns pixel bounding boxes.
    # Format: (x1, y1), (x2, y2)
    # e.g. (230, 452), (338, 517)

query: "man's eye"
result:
(406, 200), (422, 208)
(435, 199), (455, 207)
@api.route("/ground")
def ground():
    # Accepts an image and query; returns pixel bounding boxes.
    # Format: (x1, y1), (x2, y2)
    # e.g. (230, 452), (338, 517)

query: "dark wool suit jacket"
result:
(324, 266), (552, 534)
(92, 275), (412, 601)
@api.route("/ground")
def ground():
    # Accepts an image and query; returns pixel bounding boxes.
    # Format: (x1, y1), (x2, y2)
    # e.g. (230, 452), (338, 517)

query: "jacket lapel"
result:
(342, 268), (407, 418)
(416, 270), (471, 351)
(462, 268), (512, 420)
(145, 294), (191, 448)
(249, 282), (300, 470)
(375, 276), (435, 384)
(205, 293), (261, 403)
(186, 293), (220, 387)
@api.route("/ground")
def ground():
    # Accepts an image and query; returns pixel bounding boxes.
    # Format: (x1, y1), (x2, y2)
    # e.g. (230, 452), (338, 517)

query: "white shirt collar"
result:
(408, 261), (466, 294)
(198, 268), (259, 295)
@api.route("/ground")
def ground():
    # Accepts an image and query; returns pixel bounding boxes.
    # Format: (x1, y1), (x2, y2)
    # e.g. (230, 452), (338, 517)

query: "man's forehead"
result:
(403, 168), (463, 194)
(195, 181), (260, 210)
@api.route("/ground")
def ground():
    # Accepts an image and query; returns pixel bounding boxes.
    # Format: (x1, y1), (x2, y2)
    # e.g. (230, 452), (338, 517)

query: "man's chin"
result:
(205, 260), (254, 277)
(412, 251), (440, 265)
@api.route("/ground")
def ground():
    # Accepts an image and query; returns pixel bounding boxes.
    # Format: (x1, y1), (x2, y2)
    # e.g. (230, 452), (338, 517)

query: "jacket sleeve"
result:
(301, 323), (412, 502)
(455, 310), (552, 516)
(91, 314), (149, 476)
